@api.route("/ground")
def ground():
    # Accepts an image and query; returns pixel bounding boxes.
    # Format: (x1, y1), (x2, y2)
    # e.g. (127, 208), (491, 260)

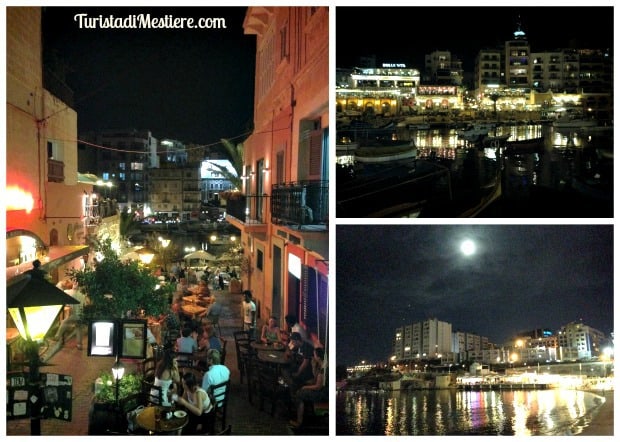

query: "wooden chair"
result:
(256, 360), (291, 416)
(233, 331), (253, 384)
(207, 379), (230, 434)
(119, 392), (148, 435)
(206, 312), (222, 336)
(140, 357), (156, 382)
(219, 338), (228, 365)
(174, 351), (195, 368)
(141, 380), (164, 406)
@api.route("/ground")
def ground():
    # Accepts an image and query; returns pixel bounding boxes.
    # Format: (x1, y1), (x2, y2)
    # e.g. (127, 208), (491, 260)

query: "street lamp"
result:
(111, 357), (125, 411)
(7, 276), (80, 435)
(136, 246), (157, 266)
(158, 237), (170, 271)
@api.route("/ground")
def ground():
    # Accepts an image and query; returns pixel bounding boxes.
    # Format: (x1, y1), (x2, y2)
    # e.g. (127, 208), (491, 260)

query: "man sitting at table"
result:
(285, 332), (315, 392)
(176, 326), (198, 355)
(201, 349), (230, 404)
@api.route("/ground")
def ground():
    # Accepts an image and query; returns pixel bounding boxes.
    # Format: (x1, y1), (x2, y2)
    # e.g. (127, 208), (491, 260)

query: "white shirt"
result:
(242, 300), (256, 325)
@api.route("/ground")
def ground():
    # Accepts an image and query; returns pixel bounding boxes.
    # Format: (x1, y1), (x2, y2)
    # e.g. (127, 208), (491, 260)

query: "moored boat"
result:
(504, 136), (545, 153)
(552, 117), (598, 128)
(354, 139), (417, 163)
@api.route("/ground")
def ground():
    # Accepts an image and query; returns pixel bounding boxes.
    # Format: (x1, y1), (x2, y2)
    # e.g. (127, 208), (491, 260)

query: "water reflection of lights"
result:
(339, 388), (604, 435)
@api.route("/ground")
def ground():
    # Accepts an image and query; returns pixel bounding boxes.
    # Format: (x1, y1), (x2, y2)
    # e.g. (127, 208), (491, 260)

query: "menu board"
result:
(6, 372), (73, 422)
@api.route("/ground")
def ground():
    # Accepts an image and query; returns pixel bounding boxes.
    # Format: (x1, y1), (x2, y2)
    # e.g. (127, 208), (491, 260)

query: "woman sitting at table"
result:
(261, 316), (282, 344)
(173, 371), (215, 435)
(289, 347), (328, 429)
(152, 351), (180, 406)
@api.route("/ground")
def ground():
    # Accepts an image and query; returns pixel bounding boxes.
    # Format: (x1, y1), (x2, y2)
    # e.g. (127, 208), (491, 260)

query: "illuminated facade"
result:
(393, 319), (453, 362)
(6, 7), (91, 285)
(424, 50), (464, 85)
(336, 65), (420, 116)
(228, 7), (328, 348)
(78, 129), (157, 210)
(200, 159), (237, 202)
(557, 321), (606, 360)
(147, 163), (202, 219)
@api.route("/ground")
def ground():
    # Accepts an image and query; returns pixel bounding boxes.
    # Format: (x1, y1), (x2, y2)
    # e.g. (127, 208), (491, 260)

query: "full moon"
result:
(461, 239), (476, 256)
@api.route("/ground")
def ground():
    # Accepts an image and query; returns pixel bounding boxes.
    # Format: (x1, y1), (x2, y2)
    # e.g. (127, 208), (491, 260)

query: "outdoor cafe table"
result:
(135, 405), (189, 435)
(257, 350), (290, 365)
(251, 341), (286, 352)
(181, 303), (208, 319)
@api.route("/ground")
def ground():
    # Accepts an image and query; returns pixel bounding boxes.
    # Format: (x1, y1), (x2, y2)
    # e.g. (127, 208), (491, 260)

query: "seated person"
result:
(201, 349), (230, 401)
(173, 371), (215, 435)
(194, 279), (211, 297)
(152, 351), (180, 406)
(176, 326), (198, 357)
(261, 316), (282, 344)
(289, 347), (328, 429)
(285, 332), (315, 392)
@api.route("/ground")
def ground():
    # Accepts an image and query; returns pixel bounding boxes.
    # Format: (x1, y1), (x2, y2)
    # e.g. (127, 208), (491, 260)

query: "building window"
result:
(47, 140), (63, 161)
(257, 249), (263, 271)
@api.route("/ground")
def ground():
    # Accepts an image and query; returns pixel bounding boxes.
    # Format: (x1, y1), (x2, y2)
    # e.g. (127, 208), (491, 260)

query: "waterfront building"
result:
(393, 319), (453, 362)
(79, 128), (157, 211)
(201, 158), (237, 202)
(424, 50), (464, 85)
(474, 49), (502, 92)
(147, 162), (202, 220)
(158, 138), (188, 165)
(336, 65), (420, 116)
(5, 7), (119, 364)
(557, 321), (606, 361)
(227, 7), (329, 347)
(505, 21), (531, 87)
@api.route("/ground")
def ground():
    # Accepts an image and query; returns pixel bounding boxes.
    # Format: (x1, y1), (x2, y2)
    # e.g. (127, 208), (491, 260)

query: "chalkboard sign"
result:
(6, 372), (73, 422)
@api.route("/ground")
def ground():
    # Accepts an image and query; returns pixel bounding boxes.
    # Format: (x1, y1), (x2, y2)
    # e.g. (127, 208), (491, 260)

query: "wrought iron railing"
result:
(271, 180), (328, 227)
(226, 194), (270, 225)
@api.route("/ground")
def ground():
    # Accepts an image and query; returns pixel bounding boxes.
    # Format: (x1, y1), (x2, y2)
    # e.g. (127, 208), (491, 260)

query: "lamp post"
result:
(136, 245), (157, 267)
(112, 357), (125, 411)
(158, 237), (170, 271)
(7, 276), (80, 435)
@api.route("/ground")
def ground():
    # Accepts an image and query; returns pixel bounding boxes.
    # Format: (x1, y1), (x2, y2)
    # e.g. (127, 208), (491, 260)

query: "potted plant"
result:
(89, 370), (144, 435)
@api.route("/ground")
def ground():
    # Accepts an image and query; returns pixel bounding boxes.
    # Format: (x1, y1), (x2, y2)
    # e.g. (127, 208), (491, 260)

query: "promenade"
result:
(576, 390), (614, 436)
(5, 288), (297, 436)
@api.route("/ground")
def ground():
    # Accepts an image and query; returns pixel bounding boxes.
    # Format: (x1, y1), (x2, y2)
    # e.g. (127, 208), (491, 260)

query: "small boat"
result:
(505, 136), (545, 153)
(336, 141), (359, 153)
(457, 123), (496, 142)
(552, 117), (599, 129)
(408, 123), (431, 131)
(355, 139), (417, 163)
(482, 134), (511, 148)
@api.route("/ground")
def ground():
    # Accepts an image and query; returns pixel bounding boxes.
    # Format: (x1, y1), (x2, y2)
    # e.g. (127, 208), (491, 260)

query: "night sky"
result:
(42, 6), (255, 145)
(336, 6), (614, 71)
(336, 225), (613, 366)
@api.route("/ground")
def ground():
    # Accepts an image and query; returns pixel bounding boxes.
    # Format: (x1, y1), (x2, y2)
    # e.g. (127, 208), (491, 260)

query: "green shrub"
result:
(94, 371), (143, 403)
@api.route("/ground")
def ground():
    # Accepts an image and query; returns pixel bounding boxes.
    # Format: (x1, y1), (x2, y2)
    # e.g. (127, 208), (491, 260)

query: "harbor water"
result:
(336, 124), (613, 217)
(336, 388), (607, 435)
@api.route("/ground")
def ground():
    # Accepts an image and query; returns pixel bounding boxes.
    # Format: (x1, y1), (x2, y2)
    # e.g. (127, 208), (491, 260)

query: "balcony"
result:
(271, 180), (328, 229)
(226, 194), (270, 227)
(48, 159), (64, 182)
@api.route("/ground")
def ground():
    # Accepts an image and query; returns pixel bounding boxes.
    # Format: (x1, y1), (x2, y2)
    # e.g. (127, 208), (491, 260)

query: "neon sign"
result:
(6, 186), (34, 213)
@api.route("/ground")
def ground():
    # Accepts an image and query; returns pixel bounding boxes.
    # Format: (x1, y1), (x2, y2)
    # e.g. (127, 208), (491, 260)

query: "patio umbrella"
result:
(183, 250), (217, 262)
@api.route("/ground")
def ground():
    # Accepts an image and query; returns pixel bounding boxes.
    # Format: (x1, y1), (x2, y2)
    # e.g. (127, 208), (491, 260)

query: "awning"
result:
(6, 245), (90, 287)
(77, 173), (101, 184)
